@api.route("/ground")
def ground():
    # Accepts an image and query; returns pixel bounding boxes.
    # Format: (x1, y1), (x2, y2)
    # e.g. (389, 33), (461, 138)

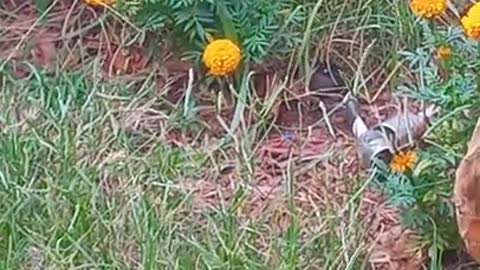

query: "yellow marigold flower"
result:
(390, 150), (418, 173)
(410, 0), (447, 18)
(202, 39), (241, 76)
(83, 0), (115, 7)
(461, 3), (480, 40)
(436, 45), (452, 60)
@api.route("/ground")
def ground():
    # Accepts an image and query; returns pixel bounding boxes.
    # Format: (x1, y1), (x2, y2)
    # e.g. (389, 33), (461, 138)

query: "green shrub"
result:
(377, 19), (480, 262)
(118, 0), (307, 63)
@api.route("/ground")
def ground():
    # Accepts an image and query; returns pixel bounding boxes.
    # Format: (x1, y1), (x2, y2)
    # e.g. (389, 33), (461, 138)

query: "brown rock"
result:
(454, 116), (480, 262)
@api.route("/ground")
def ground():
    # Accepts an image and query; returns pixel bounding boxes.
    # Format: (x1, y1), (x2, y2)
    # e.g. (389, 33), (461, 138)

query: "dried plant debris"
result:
(455, 116), (480, 263)
(361, 191), (425, 270)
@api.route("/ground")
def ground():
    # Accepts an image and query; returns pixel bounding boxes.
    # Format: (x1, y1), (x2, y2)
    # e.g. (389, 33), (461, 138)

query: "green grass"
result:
(1, 0), (478, 269)
(0, 62), (369, 269)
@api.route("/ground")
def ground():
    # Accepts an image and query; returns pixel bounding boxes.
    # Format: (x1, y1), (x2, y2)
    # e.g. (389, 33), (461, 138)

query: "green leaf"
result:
(422, 190), (437, 204)
(216, 0), (239, 44)
(230, 68), (252, 132)
(35, 0), (52, 22)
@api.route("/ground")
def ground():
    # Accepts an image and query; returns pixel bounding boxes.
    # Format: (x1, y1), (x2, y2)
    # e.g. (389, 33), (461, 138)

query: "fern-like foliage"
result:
(373, 150), (460, 251)
(118, 0), (306, 63)
(374, 22), (480, 255)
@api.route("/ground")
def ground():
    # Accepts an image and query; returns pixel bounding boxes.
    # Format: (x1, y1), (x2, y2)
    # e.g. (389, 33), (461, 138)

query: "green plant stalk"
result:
(216, 0), (239, 44)
(230, 66), (253, 132)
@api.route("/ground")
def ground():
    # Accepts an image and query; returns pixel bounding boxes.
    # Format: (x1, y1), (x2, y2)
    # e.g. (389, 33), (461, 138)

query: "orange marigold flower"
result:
(202, 39), (241, 76)
(83, 0), (115, 6)
(436, 45), (452, 60)
(461, 3), (480, 41)
(390, 150), (418, 173)
(410, 0), (447, 18)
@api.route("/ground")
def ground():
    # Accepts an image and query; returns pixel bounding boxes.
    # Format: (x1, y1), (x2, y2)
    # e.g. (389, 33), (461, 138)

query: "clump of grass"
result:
(0, 60), (368, 269)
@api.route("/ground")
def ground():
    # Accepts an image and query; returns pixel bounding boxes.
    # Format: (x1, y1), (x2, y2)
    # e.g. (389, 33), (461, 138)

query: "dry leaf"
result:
(31, 32), (57, 71)
(103, 46), (149, 76)
(454, 116), (480, 262)
(362, 191), (424, 270)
